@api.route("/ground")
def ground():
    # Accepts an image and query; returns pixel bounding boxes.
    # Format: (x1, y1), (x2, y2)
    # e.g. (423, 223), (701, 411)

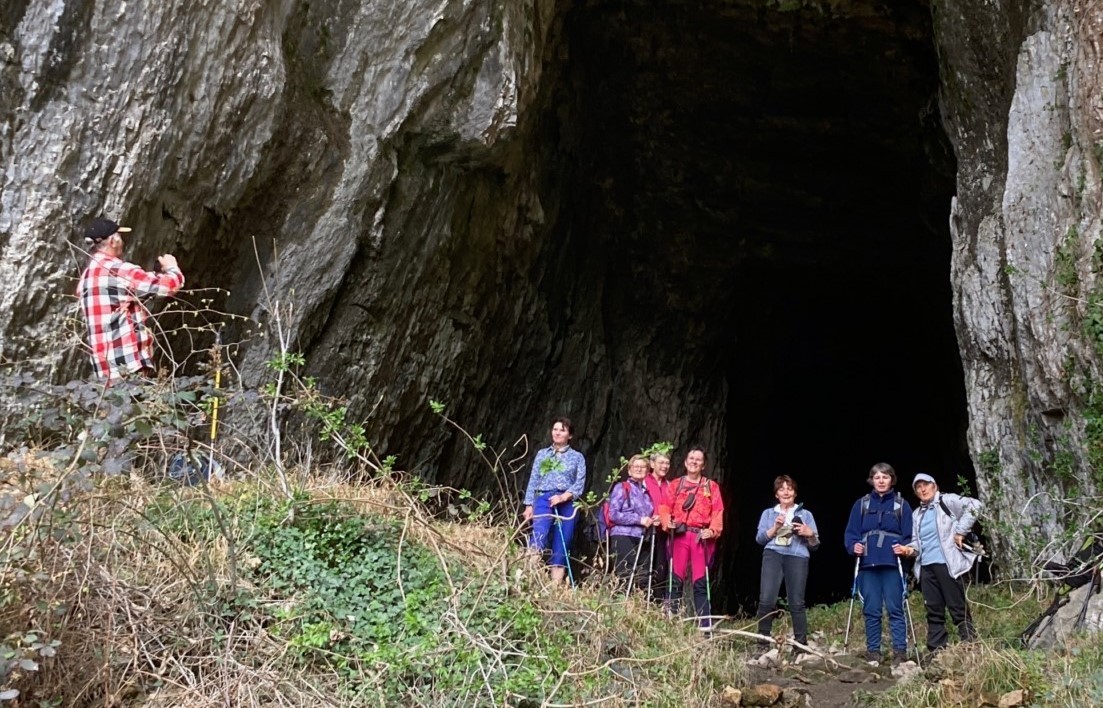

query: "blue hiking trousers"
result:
(530, 492), (577, 568)
(859, 566), (907, 652)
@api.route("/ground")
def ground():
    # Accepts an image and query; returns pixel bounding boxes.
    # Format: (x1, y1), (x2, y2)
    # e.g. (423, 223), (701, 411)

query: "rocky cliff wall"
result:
(0, 0), (735, 496)
(0, 0), (581, 490)
(937, 0), (1103, 565)
(2, 0), (1102, 569)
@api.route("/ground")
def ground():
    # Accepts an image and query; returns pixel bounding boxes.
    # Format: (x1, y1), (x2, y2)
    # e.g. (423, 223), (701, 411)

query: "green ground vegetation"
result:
(0, 454), (750, 706)
(3, 448), (1103, 706)
(2, 312), (1103, 705)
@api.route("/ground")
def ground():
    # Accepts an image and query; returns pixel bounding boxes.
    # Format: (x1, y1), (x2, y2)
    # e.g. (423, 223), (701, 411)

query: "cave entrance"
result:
(562, 1), (973, 610)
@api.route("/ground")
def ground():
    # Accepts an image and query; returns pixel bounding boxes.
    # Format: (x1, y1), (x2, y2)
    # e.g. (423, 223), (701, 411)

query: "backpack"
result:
(673, 475), (713, 500)
(860, 491), (902, 525)
(596, 480), (633, 539)
(669, 476), (715, 526)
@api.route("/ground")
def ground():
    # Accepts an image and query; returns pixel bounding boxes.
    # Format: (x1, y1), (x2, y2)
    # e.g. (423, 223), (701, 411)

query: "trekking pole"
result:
(667, 550), (676, 617)
(844, 556), (860, 650)
(554, 507), (576, 587)
(646, 528), (657, 601)
(703, 561), (712, 628)
(626, 530), (647, 600)
(701, 533), (713, 628)
(604, 521), (611, 575)
(898, 557), (922, 666)
(1074, 566), (1100, 630)
(604, 505), (613, 569)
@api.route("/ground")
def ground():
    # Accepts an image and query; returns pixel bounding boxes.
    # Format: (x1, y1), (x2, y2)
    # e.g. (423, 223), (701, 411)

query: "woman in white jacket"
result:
(902, 473), (982, 653)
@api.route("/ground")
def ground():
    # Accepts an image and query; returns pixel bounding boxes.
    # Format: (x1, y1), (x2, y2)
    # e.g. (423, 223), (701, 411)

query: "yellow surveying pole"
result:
(207, 329), (222, 480)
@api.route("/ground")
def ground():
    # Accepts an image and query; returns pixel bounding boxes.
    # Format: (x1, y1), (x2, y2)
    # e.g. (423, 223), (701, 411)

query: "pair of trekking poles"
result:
(603, 526), (706, 616)
(600, 525), (658, 598)
(614, 525), (712, 615)
(843, 555), (921, 666)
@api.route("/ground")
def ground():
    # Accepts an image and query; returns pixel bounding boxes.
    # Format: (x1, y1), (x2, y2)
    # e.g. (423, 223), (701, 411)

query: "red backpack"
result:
(597, 480), (633, 539)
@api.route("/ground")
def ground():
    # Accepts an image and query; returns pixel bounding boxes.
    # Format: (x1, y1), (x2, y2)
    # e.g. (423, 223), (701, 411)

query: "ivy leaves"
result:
(250, 502), (451, 654)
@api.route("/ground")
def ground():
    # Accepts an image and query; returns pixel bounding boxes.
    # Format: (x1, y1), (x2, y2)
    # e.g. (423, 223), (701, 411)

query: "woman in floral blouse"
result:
(522, 417), (588, 583)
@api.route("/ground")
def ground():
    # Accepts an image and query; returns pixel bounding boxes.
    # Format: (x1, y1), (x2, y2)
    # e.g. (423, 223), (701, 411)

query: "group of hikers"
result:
(71, 218), (985, 666)
(521, 417), (984, 665)
(521, 419), (724, 627)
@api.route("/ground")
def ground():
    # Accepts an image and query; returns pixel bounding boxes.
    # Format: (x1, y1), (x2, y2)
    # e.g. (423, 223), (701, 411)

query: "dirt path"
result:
(742, 653), (903, 707)
(798, 677), (890, 707)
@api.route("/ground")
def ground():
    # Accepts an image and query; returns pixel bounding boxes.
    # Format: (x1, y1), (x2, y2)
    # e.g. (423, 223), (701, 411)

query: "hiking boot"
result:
(892, 649), (910, 666)
(864, 650), (882, 664)
(922, 646), (945, 664)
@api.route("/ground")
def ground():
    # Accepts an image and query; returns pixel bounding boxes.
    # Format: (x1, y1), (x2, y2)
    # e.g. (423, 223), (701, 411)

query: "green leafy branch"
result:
(427, 399), (528, 527)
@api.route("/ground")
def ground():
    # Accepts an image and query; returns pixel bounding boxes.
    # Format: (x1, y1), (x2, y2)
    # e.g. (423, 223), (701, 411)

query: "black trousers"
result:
(756, 550), (810, 644)
(919, 562), (976, 650)
(611, 534), (650, 592)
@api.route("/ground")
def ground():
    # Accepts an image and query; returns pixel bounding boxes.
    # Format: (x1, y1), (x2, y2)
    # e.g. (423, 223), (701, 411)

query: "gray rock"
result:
(836, 668), (879, 684)
(779, 688), (813, 708)
(940, 0), (1103, 567)
(1024, 582), (1103, 649)
(1, 0), (1102, 574)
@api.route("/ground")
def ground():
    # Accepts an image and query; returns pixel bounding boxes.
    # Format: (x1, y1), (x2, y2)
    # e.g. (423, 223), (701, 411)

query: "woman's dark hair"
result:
(686, 446), (708, 461)
(773, 475), (797, 494)
(551, 416), (573, 436)
(867, 462), (896, 486)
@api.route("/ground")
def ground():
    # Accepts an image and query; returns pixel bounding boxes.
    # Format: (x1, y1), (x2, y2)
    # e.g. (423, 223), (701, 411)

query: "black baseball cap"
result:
(83, 217), (132, 244)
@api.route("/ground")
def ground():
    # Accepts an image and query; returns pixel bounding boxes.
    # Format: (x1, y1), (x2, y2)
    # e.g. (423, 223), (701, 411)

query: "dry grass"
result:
(0, 464), (752, 707)
(0, 459), (335, 706)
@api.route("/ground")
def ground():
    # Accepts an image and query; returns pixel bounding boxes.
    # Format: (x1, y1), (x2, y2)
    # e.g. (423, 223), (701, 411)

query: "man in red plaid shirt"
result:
(78, 218), (185, 382)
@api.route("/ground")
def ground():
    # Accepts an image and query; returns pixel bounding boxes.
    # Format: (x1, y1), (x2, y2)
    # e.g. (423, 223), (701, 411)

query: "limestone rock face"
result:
(1, 0), (735, 494)
(0, 0), (573, 490)
(1, 0), (1103, 570)
(937, 0), (1103, 562)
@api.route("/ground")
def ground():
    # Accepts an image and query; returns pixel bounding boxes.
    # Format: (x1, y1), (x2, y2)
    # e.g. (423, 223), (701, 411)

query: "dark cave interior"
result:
(558, 0), (975, 609)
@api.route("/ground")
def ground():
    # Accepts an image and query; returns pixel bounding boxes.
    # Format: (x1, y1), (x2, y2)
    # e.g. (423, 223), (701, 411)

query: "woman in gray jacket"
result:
(902, 473), (982, 653)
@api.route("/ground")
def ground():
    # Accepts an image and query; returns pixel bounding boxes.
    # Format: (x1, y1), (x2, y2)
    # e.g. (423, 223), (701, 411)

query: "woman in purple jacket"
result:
(608, 454), (657, 590)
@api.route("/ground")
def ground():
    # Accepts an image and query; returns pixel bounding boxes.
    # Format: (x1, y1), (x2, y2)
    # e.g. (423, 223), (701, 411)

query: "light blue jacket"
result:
(908, 492), (982, 579)
(755, 505), (820, 559)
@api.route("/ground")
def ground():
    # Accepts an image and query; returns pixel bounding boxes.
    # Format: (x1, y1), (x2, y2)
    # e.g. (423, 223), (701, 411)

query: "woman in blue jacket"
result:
(843, 462), (914, 664)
